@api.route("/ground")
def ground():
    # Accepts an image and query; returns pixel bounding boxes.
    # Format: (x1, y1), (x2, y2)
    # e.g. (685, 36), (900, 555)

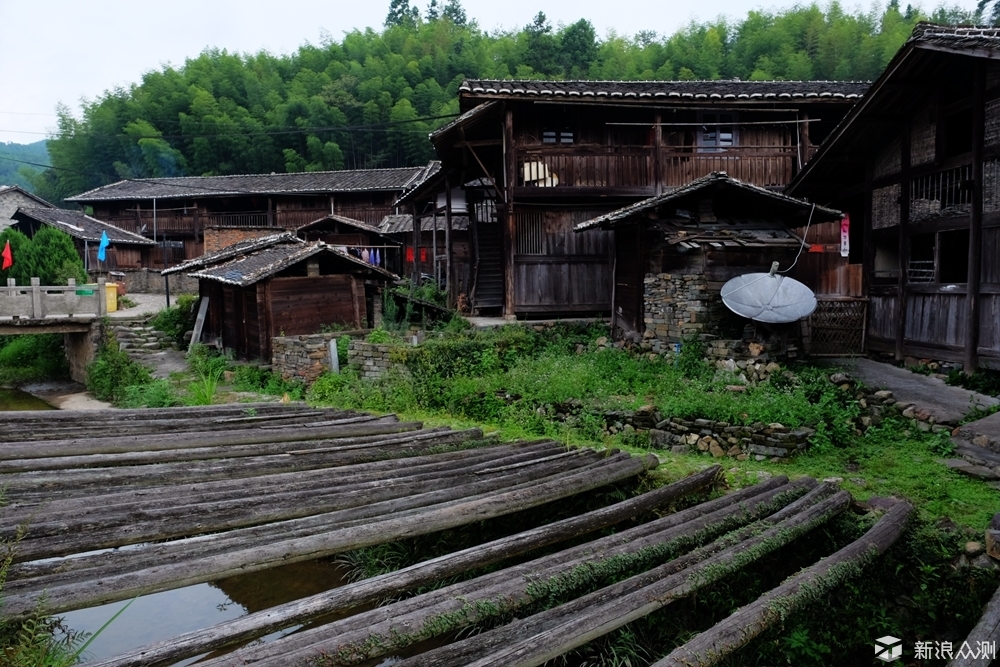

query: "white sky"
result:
(0, 0), (980, 145)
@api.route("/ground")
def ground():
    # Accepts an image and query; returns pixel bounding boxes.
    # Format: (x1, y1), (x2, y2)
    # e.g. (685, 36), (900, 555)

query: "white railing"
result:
(0, 278), (107, 320)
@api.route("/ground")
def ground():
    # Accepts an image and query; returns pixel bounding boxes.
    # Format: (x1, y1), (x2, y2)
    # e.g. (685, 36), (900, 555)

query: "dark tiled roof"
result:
(575, 172), (841, 231)
(67, 165), (437, 203)
(13, 207), (155, 245)
(911, 23), (1000, 52)
(189, 242), (396, 286)
(162, 232), (301, 275)
(379, 213), (470, 234)
(459, 80), (868, 101)
(297, 214), (387, 236)
(0, 186), (54, 208)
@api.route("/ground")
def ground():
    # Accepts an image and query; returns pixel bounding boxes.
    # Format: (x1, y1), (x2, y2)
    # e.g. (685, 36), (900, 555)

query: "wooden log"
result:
(655, 500), (913, 667)
(448, 492), (853, 667)
(204, 479), (822, 666)
(0, 427), (488, 506)
(9, 444), (584, 562)
(947, 581), (1000, 667)
(89, 466), (723, 667)
(9, 443), (586, 579)
(2, 453), (658, 618)
(0, 417), (415, 460)
(0, 402), (314, 424)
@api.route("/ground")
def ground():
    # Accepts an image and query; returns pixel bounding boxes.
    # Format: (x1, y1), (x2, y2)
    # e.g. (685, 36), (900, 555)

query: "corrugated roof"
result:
(575, 171), (841, 231)
(13, 207), (155, 245)
(67, 165), (437, 202)
(189, 242), (397, 286)
(162, 232), (301, 275)
(458, 80), (868, 101)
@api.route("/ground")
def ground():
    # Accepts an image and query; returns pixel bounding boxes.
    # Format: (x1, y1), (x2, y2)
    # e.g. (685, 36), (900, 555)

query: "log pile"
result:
(0, 404), (916, 666)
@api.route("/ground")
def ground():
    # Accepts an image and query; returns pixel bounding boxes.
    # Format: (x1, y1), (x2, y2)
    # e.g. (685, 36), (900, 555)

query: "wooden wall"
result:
(513, 209), (612, 312)
(267, 275), (363, 342)
(791, 221), (863, 296)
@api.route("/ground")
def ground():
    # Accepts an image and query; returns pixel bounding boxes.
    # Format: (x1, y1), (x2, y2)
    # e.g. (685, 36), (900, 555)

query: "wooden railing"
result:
(101, 208), (387, 233)
(516, 147), (797, 190)
(0, 278), (107, 320)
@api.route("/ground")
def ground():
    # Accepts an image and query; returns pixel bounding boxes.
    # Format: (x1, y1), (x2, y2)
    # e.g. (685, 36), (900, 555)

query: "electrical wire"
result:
(779, 202), (815, 274)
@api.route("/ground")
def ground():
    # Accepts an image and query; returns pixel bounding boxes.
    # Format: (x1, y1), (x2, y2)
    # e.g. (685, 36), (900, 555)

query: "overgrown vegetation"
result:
(0, 334), (70, 386)
(85, 340), (153, 404)
(947, 366), (1000, 397)
(148, 294), (198, 348)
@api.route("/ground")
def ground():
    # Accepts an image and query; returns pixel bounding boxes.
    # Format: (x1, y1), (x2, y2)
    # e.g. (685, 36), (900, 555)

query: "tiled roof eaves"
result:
(574, 172), (841, 231)
(14, 207), (155, 245)
(189, 243), (397, 285)
(458, 80), (869, 102)
(161, 232), (301, 275)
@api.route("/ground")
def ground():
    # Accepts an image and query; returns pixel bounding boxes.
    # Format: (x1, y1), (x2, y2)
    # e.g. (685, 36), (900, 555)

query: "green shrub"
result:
(187, 343), (230, 377)
(86, 342), (152, 404)
(367, 328), (395, 344)
(0, 334), (69, 384)
(186, 368), (223, 405)
(118, 380), (180, 408)
(231, 365), (271, 392)
(150, 294), (198, 347)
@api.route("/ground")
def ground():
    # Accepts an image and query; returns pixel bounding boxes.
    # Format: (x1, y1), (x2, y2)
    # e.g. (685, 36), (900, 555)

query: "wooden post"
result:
(411, 202), (421, 284)
(30, 277), (41, 319)
(797, 113), (811, 171)
(895, 122), (911, 361)
(504, 106), (516, 320)
(653, 112), (663, 195)
(445, 176), (453, 305)
(966, 61), (986, 373)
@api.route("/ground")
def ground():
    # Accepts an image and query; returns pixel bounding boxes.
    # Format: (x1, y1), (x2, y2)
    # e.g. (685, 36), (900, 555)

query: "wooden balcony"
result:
(515, 146), (797, 193)
(101, 207), (393, 236)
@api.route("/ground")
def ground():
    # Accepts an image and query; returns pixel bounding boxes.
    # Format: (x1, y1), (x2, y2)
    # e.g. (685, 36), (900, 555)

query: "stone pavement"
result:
(108, 292), (179, 320)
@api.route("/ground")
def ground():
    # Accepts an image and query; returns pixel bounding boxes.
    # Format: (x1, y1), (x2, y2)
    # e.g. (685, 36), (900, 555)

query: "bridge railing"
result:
(0, 278), (107, 320)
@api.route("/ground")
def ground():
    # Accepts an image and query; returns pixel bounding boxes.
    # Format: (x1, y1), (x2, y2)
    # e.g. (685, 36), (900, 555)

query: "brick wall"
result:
(204, 226), (280, 253)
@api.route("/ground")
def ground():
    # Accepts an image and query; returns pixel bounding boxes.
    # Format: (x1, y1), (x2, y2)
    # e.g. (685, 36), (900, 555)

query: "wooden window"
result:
(542, 129), (574, 144)
(516, 213), (544, 255)
(698, 112), (737, 151)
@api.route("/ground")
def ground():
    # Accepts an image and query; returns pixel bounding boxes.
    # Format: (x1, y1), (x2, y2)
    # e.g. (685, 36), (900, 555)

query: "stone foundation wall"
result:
(93, 268), (199, 295)
(347, 340), (404, 379)
(642, 273), (725, 350)
(271, 332), (367, 383)
(650, 418), (815, 460)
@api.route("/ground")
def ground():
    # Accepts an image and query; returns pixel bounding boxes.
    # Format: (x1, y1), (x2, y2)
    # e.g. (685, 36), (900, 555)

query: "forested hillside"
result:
(0, 141), (49, 192)
(28, 0), (978, 204)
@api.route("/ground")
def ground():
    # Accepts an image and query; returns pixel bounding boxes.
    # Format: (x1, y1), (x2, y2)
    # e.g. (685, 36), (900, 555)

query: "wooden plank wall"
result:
(791, 221), (863, 296)
(905, 293), (967, 348)
(268, 275), (361, 337)
(868, 295), (899, 342)
(614, 225), (643, 334)
(513, 209), (612, 312)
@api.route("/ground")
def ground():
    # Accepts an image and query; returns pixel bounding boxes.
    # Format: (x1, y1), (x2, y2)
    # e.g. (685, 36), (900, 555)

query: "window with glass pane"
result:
(699, 112), (737, 150)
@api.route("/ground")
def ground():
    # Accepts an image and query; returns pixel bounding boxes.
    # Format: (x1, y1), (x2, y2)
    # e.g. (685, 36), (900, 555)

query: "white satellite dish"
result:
(721, 263), (817, 324)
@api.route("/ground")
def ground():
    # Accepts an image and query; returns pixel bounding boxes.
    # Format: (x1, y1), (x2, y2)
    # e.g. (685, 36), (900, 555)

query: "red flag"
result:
(1, 240), (11, 270)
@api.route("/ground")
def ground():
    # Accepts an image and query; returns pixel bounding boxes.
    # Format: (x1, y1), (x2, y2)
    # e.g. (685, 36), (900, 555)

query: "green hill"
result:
(0, 141), (50, 193)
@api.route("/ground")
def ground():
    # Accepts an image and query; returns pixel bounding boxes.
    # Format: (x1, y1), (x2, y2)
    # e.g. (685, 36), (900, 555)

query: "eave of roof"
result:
(13, 207), (155, 245)
(161, 232), (301, 275)
(575, 172), (841, 231)
(0, 186), (55, 209)
(188, 242), (397, 286)
(296, 214), (388, 237)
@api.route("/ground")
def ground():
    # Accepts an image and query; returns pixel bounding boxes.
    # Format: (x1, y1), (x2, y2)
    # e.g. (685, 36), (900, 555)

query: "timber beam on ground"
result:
(0, 405), (919, 665)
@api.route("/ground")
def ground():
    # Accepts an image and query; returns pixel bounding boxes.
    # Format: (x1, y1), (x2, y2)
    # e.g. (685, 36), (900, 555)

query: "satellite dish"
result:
(721, 263), (817, 324)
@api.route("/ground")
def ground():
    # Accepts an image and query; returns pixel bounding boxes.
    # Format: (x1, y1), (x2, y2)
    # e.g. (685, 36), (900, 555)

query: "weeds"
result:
(148, 294), (198, 347)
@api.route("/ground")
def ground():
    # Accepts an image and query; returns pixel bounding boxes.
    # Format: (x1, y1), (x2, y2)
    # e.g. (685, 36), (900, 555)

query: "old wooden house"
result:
(788, 23), (1000, 370)
(162, 233), (396, 361)
(575, 172), (842, 346)
(66, 165), (438, 268)
(11, 207), (155, 271)
(419, 79), (867, 317)
(296, 214), (399, 273)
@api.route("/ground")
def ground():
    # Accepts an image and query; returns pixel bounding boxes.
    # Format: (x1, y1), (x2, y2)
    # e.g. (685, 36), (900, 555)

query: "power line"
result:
(0, 112), (459, 141)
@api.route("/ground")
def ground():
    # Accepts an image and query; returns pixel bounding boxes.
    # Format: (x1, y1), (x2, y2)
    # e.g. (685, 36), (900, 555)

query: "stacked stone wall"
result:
(93, 268), (198, 295)
(347, 340), (405, 379)
(642, 273), (724, 351)
(271, 331), (367, 383)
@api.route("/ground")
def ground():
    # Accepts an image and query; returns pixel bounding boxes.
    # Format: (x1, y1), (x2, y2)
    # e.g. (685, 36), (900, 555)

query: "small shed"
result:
(575, 172), (842, 344)
(164, 233), (397, 361)
(11, 206), (155, 270)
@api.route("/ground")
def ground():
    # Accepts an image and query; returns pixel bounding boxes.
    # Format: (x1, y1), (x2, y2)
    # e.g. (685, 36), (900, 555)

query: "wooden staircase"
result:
(472, 222), (503, 312)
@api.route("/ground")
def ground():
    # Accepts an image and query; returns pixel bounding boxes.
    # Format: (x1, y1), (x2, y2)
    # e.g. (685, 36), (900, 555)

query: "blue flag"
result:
(97, 231), (109, 262)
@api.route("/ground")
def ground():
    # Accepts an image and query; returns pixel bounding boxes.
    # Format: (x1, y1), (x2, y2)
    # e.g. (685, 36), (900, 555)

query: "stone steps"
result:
(113, 323), (173, 357)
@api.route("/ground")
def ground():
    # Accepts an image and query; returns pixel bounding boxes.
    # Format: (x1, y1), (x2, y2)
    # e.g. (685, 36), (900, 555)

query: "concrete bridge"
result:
(0, 278), (109, 382)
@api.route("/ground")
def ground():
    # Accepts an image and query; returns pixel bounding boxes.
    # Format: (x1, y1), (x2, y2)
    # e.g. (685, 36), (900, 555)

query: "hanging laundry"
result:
(361, 248), (370, 263)
(374, 249), (381, 266)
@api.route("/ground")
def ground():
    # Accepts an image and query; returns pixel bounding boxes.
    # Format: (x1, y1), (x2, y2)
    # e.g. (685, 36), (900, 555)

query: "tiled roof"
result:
(379, 213), (470, 234)
(297, 214), (387, 236)
(575, 172), (841, 231)
(67, 165), (437, 202)
(13, 207), (155, 245)
(189, 242), (397, 286)
(910, 23), (1000, 51)
(161, 232), (300, 275)
(458, 80), (868, 101)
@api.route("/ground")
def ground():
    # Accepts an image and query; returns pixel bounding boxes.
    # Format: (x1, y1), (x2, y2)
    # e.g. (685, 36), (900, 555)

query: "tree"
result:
(385, 0), (419, 27)
(559, 20), (598, 77)
(0, 228), (34, 286)
(425, 0), (440, 21)
(524, 12), (560, 75)
(22, 226), (87, 285)
(442, 0), (467, 25)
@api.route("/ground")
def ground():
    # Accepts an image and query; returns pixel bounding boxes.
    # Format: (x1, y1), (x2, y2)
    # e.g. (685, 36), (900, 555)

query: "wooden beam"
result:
(966, 61), (985, 373)
(896, 120), (911, 361)
(504, 105), (516, 319)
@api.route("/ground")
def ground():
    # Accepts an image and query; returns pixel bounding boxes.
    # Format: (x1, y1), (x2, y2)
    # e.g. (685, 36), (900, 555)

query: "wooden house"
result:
(296, 214), (399, 275)
(65, 164), (438, 268)
(162, 233), (396, 361)
(11, 206), (155, 272)
(787, 23), (1000, 370)
(575, 172), (842, 344)
(378, 210), (471, 301)
(421, 79), (867, 317)
(0, 186), (53, 231)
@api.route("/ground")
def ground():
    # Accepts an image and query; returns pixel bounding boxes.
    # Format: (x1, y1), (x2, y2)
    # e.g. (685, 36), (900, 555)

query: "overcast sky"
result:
(0, 0), (980, 145)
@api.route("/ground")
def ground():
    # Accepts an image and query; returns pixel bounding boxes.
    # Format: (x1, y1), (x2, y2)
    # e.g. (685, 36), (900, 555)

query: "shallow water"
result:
(0, 387), (56, 410)
(62, 559), (351, 663)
